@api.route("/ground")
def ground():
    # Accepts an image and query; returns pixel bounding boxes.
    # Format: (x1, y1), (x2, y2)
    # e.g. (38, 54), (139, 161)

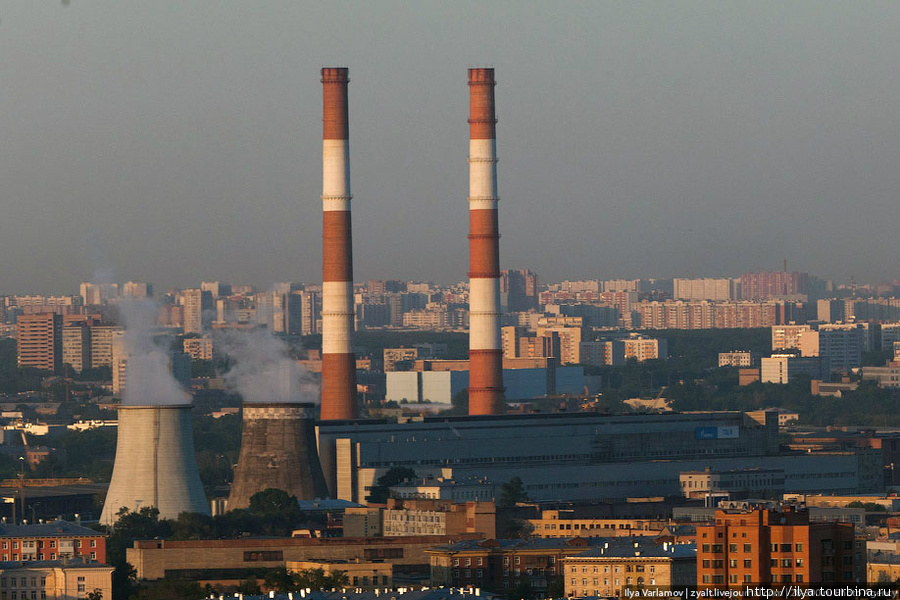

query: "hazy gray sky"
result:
(1, 2), (898, 294)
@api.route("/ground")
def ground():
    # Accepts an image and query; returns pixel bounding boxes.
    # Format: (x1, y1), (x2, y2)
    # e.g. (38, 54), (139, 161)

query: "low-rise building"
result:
(718, 351), (759, 368)
(0, 557), (113, 600)
(382, 500), (496, 538)
(286, 559), (392, 590)
(427, 537), (590, 596)
(127, 535), (475, 581)
(0, 521), (106, 564)
(561, 539), (695, 598)
(528, 511), (670, 539)
(680, 468), (785, 500)
(861, 362), (900, 389)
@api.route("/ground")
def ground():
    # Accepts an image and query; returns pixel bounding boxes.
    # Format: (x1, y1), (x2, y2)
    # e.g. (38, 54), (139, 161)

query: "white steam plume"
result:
(119, 298), (191, 406)
(215, 328), (317, 404)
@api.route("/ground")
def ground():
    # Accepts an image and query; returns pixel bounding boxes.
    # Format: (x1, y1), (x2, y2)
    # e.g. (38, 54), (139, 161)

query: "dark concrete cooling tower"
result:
(227, 402), (328, 509)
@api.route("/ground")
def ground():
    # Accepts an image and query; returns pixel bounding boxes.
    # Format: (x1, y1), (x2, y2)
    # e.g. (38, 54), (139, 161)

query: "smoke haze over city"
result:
(1, 2), (898, 293)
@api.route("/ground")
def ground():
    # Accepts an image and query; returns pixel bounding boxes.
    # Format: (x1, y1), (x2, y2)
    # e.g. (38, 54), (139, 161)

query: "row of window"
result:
(1, 553), (96, 562)
(700, 542), (804, 554)
(571, 576), (655, 588)
(0, 540), (95, 550)
(0, 591), (46, 600)
(0, 578), (45, 589)
(570, 565), (654, 574)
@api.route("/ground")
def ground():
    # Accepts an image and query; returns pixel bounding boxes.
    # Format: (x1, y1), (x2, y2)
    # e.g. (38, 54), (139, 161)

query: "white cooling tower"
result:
(100, 404), (210, 525)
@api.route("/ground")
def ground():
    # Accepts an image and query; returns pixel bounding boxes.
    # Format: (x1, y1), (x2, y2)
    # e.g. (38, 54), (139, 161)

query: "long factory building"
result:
(316, 410), (882, 505)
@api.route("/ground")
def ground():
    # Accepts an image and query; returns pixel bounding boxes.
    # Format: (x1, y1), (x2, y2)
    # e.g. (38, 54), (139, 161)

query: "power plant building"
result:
(316, 411), (881, 505)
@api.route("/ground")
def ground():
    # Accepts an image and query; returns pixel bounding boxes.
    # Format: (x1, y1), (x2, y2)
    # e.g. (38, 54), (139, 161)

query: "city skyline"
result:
(1, 2), (898, 294)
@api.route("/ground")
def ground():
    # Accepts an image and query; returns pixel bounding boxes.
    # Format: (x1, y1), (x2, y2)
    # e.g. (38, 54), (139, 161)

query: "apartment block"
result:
(182, 337), (213, 361)
(561, 539), (695, 598)
(718, 351), (759, 368)
(16, 314), (62, 372)
(696, 505), (855, 587)
(61, 324), (91, 373)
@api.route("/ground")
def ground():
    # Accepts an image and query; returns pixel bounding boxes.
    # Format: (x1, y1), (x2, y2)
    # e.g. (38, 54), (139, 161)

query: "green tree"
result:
(130, 579), (205, 600)
(236, 577), (262, 595)
(442, 389), (468, 415)
(499, 477), (529, 507)
(366, 467), (416, 504)
(244, 488), (307, 536)
(508, 578), (534, 600)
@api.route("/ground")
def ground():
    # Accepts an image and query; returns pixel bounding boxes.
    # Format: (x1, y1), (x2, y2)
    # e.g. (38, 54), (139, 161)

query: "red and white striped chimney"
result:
(467, 68), (505, 416)
(320, 67), (357, 420)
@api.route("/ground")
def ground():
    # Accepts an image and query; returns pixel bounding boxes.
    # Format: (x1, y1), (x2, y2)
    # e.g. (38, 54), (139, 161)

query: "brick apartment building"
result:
(696, 505), (856, 587)
(0, 521), (106, 564)
(427, 537), (591, 596)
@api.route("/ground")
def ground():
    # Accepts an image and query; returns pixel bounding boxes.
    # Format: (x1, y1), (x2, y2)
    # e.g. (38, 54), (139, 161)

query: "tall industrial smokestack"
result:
(100, 405), (209, 525)
(467, 68), (505, 416)
(320, 67), (357, 420)
(228, 402), (328, 509)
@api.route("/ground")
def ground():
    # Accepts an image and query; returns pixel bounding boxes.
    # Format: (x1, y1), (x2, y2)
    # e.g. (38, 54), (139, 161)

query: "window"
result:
(796, 575), (804, 583)
(780, 544), (791, 552)
(476, 570), (482, 578)
(729, 560), (737, 568)
(465, 558), (471, 567)
(743, 544), (752, 552)
(744, 559), (752, 568)
(702, 544), (710, 553)
(702, 560), (710, 568)
(49, 542), (55, 549)
(729, 575), (738, 584)
(795, 543), (803, 552)
(702, 575), (710, 584)
(453, 559), (460, 567)
(796, 558), (804, 567)
(90, 540), (96, 548)
(744, 575), (752, 583)
(729, 544), (737, 553)
(477, 557), (483, 566)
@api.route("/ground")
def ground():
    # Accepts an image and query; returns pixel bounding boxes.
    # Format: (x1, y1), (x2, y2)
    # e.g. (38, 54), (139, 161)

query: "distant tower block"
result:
(320, 67), (358, 420)
(101, 405), (209, 525)
(467, 68), (505, 416)
(228, 403), (328, 509)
